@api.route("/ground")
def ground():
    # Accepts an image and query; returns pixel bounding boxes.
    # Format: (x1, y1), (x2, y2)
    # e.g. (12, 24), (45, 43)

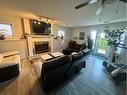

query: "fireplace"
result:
(34, 41), (50, 54)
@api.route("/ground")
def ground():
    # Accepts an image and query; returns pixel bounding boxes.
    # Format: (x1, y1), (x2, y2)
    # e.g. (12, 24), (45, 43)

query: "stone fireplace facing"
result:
(34, 41), (50, 54)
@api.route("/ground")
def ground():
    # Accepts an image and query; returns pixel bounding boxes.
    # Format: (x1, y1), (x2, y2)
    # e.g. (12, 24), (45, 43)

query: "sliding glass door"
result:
(97, 32), (107, 55)
(90, 30), (108, 55)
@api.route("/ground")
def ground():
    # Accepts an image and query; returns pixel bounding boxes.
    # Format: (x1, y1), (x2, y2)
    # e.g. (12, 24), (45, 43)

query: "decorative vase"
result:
(0, 35), (5, 40)
(107, 45), (116, 67)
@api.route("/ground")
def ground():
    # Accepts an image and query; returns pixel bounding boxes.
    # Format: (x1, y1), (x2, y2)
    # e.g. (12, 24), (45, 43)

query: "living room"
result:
(0, 0), (126, 95)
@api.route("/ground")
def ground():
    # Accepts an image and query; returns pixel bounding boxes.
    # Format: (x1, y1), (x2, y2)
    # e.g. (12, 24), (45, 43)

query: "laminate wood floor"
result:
(0, 55), (126, 95)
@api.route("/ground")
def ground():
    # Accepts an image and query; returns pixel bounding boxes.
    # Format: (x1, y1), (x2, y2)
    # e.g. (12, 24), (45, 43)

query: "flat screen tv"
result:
(30, 19), (51, 35)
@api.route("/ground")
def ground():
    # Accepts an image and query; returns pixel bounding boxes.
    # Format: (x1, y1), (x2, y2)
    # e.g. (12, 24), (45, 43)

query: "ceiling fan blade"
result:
(120, 0), (127, 3)
(75, 0), (98, 9)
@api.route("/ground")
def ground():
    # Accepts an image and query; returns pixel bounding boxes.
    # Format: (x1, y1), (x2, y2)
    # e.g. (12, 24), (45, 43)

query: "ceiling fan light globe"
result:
(89, 0), (98, 4)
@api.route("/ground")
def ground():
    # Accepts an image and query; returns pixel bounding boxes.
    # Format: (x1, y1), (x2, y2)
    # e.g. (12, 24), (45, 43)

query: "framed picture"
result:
(79, 32), (85, 40)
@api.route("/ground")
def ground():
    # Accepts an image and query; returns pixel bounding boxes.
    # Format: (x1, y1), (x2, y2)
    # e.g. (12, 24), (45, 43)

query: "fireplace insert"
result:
(34, 41), (49, 54)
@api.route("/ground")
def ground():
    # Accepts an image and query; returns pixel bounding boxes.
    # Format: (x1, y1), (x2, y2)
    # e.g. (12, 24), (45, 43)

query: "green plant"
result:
(99, 38), (107, 49)
(104, 26), (125, 66)
(104, 26), (125, 47)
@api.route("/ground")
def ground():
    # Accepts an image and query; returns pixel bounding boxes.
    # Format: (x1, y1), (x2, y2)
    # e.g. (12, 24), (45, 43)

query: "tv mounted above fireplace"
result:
(30, 19), (51, 35)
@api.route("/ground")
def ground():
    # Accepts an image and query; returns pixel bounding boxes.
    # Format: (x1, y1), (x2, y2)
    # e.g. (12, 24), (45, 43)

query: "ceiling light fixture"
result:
(38, 22), (41, 24)
(33, 21), (36, 24)
(37, 15), (55, 24)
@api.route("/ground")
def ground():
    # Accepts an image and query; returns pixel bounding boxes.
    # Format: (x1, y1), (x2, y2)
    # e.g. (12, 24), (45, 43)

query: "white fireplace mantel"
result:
(26, 35), (54, 56)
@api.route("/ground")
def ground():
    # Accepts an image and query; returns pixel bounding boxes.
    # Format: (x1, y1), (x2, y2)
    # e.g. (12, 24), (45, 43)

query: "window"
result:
(58, 30), (65, 39)
(0, 24), (13, 36)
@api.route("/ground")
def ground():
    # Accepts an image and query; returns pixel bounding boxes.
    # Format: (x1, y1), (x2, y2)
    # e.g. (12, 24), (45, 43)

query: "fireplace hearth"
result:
(34, 41), (49, 54)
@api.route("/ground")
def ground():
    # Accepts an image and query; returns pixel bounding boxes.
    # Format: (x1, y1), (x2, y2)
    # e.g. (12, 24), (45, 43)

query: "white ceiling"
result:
(0, 0), (126, 27)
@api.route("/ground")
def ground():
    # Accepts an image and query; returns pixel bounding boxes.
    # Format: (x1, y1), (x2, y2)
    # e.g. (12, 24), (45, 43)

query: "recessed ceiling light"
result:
(33, 21), (36, 24)
(38, 22), (41, 24)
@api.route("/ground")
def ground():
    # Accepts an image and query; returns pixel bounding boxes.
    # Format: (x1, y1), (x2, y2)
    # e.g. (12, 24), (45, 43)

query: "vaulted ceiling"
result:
(0, 0), (126, 27)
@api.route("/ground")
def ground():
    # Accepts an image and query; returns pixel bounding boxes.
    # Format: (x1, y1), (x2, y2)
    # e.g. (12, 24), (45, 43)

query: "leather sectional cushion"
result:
(71, 52), (83, 61)
(42, 55), (70, 72)
(67, 59), (85, 77)
(41, 62), (71, 92)
(0, 63), (19, 83)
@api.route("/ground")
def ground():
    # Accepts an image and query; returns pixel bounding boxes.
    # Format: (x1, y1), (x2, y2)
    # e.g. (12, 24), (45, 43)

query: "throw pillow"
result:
(111, 68), (122, 77)
(71, 52), (78, 55)
(3, 51), (19, 58)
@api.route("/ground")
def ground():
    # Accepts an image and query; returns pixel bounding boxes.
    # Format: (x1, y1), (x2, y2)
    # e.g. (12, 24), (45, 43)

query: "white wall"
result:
(71, 21), (126, 44)
(71, 21), (127, 64)
(52, 24), (72, 52)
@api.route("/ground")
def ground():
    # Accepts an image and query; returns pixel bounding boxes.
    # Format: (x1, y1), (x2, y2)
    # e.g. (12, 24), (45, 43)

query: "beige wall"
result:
(0, 14), (23, 39)
(0, 14), (28, 58)
(0, 40), (28, 58)
(0, 15), (72, 58)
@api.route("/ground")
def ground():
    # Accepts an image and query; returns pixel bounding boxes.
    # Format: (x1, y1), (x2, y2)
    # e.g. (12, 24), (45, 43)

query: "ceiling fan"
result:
(75, 0), (127, 15)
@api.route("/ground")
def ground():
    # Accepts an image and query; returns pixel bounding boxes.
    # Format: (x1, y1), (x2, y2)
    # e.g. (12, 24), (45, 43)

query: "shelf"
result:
(0, 39), (26, 42)
(26, 35), (51, 38)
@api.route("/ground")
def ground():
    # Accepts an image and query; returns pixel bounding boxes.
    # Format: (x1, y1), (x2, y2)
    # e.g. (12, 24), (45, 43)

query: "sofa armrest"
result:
(1, 52), (21, 71)
(0, 63), (19, 83)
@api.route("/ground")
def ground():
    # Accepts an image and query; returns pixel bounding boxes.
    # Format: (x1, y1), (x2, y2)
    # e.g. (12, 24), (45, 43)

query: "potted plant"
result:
(104, 26), (125, 67)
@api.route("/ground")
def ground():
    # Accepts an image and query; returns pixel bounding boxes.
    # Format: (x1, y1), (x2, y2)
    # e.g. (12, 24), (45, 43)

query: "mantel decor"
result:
(0, 35), (5, 40)
(79, 32), (85, 40)
(0, 29), (6, 40)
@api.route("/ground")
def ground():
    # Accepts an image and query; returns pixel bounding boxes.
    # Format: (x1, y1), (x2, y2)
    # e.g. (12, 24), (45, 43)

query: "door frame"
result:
(94, 31), (108, 56)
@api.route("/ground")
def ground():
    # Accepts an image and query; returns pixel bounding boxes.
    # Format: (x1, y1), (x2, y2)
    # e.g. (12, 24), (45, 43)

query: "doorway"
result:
(97, 32), (107, 55)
